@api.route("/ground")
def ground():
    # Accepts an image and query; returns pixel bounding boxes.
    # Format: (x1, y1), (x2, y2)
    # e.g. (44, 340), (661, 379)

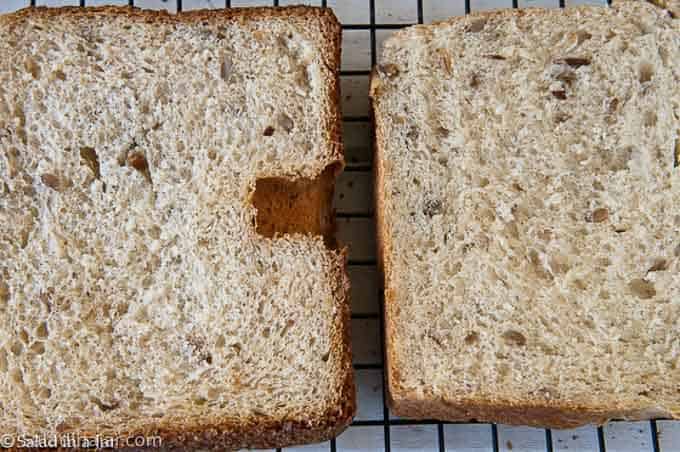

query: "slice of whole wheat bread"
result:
(0, 6), (354, 449)
(372, 1), (679, 428)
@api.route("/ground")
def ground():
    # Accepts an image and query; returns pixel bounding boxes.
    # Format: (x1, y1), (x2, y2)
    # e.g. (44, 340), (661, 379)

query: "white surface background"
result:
(1, 0), (678, 451)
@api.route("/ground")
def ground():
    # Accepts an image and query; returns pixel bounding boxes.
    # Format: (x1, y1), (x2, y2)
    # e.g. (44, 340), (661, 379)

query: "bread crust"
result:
(1, 5), (353, 450)
(371, 1), (679, 429)
(387, 391), (674, 429)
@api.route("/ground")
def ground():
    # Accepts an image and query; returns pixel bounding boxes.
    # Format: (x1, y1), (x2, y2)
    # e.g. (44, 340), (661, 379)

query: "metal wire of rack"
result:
(2, 0), (679, 450)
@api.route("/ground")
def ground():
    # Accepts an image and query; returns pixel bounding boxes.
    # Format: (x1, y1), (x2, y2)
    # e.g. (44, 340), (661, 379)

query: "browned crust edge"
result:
(1, 5), (353, 450)
(374, 0), (676, 44)
(369, 68), (403, 433)
(370, 3), (679, 430)
(387, 392), (677, 429)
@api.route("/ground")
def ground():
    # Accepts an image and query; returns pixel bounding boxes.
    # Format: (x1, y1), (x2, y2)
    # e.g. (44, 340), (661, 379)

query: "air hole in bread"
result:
(629, 278), (656, 299)
(572, 279), (587, 291)
(0, 281), (9, 305)
(639, 62), (654, 84)
(36, 387), (51, 400)
(277, 113), (294, 133)
(0, 350), (7, 373)
(24, 58), (40, 79)
(252, 164), (340, 248)
(126, 151), (152, 183)
(464, 332), (479, 345)
(280, 319), (295, 337)
(463, 73), (479, 90)
(378, 64), (399, 79)
(503, 222), (519, 240)
(230, 343), (242, 355)
(31, 342), (45, 355)
(220, 56), (232, 81)
(554, 112), (570, 124)
(557, 57), (591, 68)
(445, 261), (462, 277)
(11, 369), (23, 385)
(436, 49), (453, 75)
(115, 302), (128, 316)
(598, 257), (611, 267)
(501, 330), (526, 346)
(435, 126), (450, 138)
(10, 341), (23, 356)
(551, 90), (567, 100)
(423, 199), (443, 217)
(529, 250), (553, 281)
(19, 329), (29, 344)
(647, 258), (668, 273)
(296, 67), (311, 91)
(214, 334), (225, 349)
(549, 255), (570, 275)
(575, 30), (592, 44)
(41, 173), (68, 192)
(586, 208), (609, 223)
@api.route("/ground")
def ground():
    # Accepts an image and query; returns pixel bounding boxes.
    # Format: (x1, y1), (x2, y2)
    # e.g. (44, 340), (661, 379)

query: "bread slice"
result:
(0, 6), (354, 448)
(372, 1), (679, 428)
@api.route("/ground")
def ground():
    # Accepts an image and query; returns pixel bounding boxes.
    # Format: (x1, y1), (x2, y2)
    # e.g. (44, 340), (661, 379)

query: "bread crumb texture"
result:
(373, 1), (679, 427)
(0, 6), (353, 448)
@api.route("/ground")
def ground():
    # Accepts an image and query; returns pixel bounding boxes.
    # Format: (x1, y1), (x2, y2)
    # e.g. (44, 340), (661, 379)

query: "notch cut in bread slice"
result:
(372, 1), (679, 428)
(0, 6), (354, 449)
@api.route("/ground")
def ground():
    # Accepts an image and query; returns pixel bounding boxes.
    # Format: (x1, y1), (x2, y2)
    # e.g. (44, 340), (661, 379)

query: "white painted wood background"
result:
(1, 1), (678, 451)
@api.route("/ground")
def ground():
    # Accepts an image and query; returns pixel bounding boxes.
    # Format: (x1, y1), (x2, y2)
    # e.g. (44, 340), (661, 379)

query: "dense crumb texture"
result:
(0, 6), (353, 448)
(372, 1), (679, 428)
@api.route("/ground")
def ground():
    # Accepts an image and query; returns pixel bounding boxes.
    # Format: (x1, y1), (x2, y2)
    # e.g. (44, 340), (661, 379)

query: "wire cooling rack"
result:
(2, 0), (679, 451)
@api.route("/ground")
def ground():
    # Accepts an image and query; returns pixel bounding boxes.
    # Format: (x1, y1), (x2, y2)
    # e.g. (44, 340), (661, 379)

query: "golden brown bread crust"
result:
(370, 66), (404, 430)
(1, 5), (353, 450)
(387, 390), (673, 429)
(371, 2), (678, 429)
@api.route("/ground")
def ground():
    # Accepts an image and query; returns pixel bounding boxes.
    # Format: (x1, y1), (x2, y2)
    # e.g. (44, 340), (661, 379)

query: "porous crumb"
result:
(373, 1), (679, 427)
(0, 6), (351, 445)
